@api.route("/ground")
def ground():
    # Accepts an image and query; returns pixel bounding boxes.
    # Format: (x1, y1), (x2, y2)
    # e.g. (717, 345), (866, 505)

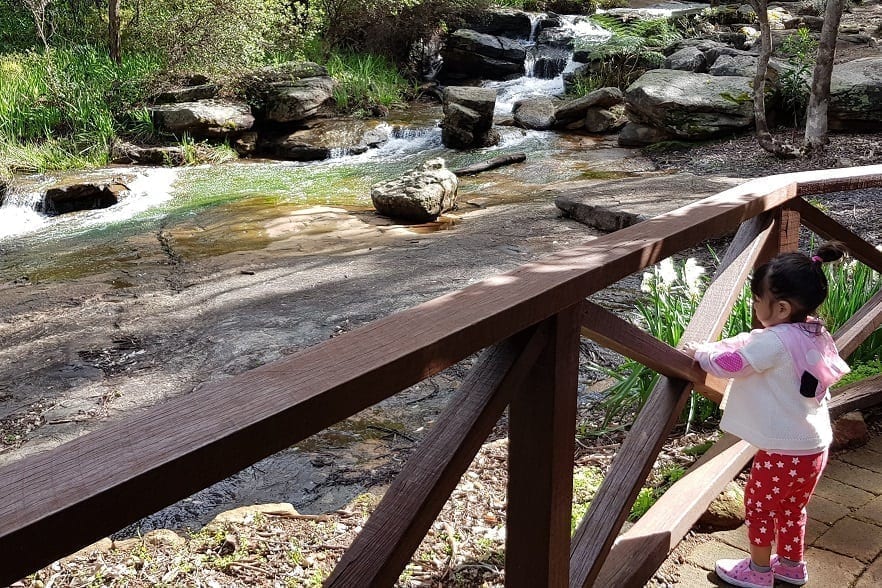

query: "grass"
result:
(0, 46), (162, 173)
(322, 51), (410, 114)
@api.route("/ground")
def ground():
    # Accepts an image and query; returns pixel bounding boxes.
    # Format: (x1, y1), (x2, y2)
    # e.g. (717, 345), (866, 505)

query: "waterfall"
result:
(0, 167), (179, 241)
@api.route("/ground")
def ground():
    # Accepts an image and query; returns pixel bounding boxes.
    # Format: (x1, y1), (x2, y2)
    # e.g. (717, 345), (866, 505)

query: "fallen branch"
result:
(452, 153), (526, 176)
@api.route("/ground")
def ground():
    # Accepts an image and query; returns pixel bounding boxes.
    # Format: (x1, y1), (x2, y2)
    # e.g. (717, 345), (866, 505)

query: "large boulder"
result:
(110, 141), (185, 166)
(441, 86), (499, 149)
(625, 69), (754, 140)
(465, 8), (534, 39)
(148, 99), (254, 138)
(149, 84), (219, 104)
(370, 158), (458, 222)
(441, 29), (526, 81)
(709, 54), (758, 77)
(553, 87), (624, 128)
(828, 56), (882, 131)
(240, 62), (336, 123)
(260, 118), (389, 161)
(37, 182), (127, 216)
(513, 97), (557, 130)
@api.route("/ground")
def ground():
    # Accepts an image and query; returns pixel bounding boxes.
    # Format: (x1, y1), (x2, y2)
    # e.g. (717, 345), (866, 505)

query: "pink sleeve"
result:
(695, 349), (758, 378)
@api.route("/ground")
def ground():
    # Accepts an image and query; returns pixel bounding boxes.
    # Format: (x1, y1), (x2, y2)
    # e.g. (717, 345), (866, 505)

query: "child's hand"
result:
(682, 341), (701, 358)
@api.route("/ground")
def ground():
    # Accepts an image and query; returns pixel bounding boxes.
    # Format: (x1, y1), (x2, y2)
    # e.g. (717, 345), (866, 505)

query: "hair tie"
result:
(811, 255), (823, 264)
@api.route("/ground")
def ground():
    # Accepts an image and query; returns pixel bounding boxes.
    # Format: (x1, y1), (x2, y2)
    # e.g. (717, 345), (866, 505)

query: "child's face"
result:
(753, 291), (792, 327)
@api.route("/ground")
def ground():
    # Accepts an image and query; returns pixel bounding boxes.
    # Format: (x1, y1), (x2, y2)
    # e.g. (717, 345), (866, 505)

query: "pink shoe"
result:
(771, 554), (808, 585)
(714, 557), (773, 588)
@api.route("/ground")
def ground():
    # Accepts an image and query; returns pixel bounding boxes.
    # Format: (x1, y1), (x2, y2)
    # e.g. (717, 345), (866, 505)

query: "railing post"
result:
(753, 206), (800, 327)
(505, 303), (582, 587)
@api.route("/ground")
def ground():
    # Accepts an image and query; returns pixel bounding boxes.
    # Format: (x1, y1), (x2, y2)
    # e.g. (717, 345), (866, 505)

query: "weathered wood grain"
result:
(581, 302), (728, 404)
(833, 289), (882, 360)
(830, 374), (882, 419)
(592, 434), (755, 586)
(506, 304), (582, 587)
(327, 325), (547, 586)
(569, 212), (774, 587)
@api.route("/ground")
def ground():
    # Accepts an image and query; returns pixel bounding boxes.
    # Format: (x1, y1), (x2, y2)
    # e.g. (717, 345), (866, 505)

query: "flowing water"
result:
(0, 6), (698, 534)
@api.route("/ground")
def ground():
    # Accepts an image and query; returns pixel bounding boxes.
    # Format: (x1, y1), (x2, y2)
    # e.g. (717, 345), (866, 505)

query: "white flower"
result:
(684, 258), (706, 295)
(658, 258), (676, 287)
(640, 271), (654, 293)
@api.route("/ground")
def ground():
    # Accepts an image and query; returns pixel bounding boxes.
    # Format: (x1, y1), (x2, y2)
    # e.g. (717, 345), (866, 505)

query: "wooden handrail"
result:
(2, 166), (882, 586)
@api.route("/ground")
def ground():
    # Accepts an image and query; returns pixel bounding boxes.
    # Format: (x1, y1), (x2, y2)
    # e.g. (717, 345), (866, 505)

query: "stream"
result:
(0, 7), (690, 537)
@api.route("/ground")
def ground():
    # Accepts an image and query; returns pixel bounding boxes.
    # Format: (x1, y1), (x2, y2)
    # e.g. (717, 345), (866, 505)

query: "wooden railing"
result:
(2, 165), (882, 586)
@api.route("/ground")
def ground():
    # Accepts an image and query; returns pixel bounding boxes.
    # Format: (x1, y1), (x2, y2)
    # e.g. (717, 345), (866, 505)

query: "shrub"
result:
(776, 27), (818, 126)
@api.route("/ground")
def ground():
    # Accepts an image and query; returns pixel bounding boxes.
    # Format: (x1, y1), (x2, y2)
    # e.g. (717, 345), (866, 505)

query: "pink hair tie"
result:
(811, 255), (823, 263)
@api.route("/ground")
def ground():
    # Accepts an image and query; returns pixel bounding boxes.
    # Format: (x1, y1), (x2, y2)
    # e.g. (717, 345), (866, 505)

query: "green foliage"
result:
(125, 0), (303, 72)
(324, 51), (410, 113)
(318, 0), (488, 63)
(0, 46), (162, 172)
(836, 358), (882, 388)
(571, 466), (604, 532)
(776, 27), (818, 126)
(594, 257), (724, 430)
(819, 257), (882, 363)
(0, 1), (36, 52)
(568, 15), (680, 91)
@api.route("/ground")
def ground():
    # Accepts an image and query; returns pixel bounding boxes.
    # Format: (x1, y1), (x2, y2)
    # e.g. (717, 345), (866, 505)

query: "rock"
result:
(37, 181), (127, 216)
(665, 46), (708, 72)
(110, 141), (185, 165)
(209, 503), (298, 526)
(709, 54), (758, 77)
(148, 99), (255, 138)
(233, 131), (259, 156)
(465, 8), (534, 39)
(828, 56), (882, 131)
(260, 118), (389, 161)
(150, 84), (219, 104)
(617, 121), (675, 146)
(783, 15), (825, 31)
(583, 107), (626, 133)
(0, 179), (7, 206)
(440, 29), (526, 81)
(143, 528), (186, 548)
(441, 86), (499, 149)
(371, 158), (458, 222)
(552, 172), (744, 231)
(553, 87), (624, 127)
(240, 61), (336, 123)
(537, 26), (575, 49)
(831, 411), (869, 450)
(513, 97), (557, 130)
(698, 482), (745, 530)
(625, 69), (754, 140)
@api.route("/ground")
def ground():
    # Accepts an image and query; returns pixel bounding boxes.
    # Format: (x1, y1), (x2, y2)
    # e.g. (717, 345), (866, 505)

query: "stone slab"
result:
(805, 517), (830, 545)
(550, 172), (745, 232)
(839, 448), (882, 473)
(855, 554), (882, 588)
(686, 539), (748, 571)
(823, 460), (882, 495)
(814, 476), (876, 509)
(808, 494), (852, 525)
(804, 545), (864, 586)
(813, 517), (882, 561)
(854, 494), (882, 526)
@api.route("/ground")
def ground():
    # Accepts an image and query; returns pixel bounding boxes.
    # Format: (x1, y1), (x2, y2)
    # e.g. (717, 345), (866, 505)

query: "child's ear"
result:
(777, 299), (792, 319)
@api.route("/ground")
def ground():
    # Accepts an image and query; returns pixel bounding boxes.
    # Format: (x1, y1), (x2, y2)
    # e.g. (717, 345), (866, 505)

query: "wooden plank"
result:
(506, 304), (583, 587)
(833, 289), (882, 359)
(793, 198), (882, 274)
(795, 170), (882, 199)
(830, 374), (882, 419)
(580, 302), (728, 404)
(569, 213), (774, 587)
(326, 325), (548, 586)
(592, 434), (756, 586)
(0, 173), (805, 584)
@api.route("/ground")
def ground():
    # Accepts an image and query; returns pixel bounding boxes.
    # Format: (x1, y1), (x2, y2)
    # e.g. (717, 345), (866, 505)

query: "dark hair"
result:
(750, 241), (846, 322)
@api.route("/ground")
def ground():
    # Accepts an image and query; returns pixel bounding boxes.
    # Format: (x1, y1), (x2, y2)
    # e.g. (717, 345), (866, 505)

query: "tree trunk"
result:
(804, 0), (845, 151)
(452, 153), (527, 176)
(749, 0), (801, 158)
(109, 0), (121, 65)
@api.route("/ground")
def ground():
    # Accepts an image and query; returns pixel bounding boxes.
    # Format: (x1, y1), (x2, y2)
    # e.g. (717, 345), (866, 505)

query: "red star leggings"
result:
(744, 449), (828, 561)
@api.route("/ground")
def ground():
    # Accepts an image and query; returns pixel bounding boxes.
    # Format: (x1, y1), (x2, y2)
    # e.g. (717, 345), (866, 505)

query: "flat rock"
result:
(550, 173), (746, 232)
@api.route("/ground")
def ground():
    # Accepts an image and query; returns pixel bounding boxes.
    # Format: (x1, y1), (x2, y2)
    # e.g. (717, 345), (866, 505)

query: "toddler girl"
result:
(685, 242), (850, 587)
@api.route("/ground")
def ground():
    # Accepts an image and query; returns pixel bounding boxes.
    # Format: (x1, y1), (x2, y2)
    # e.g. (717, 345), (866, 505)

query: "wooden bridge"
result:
(2, 165), (882, 586)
